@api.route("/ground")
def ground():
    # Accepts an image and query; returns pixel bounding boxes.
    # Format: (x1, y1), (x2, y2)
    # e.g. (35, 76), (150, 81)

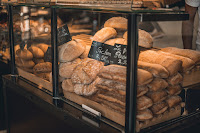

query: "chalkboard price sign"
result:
(57, 24), (71, 46)
(88, 41), (127, 66)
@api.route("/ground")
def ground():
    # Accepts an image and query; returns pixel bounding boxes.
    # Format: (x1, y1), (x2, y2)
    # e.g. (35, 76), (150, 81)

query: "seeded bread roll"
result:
(137, 109), (153, 121)
(59, 39), (86, 62)
(157, 51), (195, 72)
(59, 58), (82, 78)
(146, 90), (168, 103)
(166, 85), (182, 95)
(167, 73), (183, 86)
(137, 95), (153, 111)
(137, 86), (149, 97)
(161, 47), (200, 63)
(36, 43), (49, 53)
(104, 17), (127, 30)
(147, 78), (168, 92)
(104, 38), (127, 46)
(62, 79), (74, 92)
(166, 96), (182, 108)
(150, 101), (168, 115)
(138, 61), (169, 78)
(74, 77), (100, 96)
(28, 46), (44, 58)
(33, 62), (52, 74)
(16, 49), (33, 60)
(139, 50), (182, 76)
(92, 27), (117, 43)
(137, 69), (153, 86)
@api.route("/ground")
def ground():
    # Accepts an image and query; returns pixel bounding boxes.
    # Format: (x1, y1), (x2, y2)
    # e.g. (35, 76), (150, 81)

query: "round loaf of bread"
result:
(59, 39), (86, 62)
(105, 38), (127, 46)
(104, 17), (127, 30)
(16, 49), (33, 60)
(137, 109), (153, 121)
(137, 95), (153, 111)
(28, 46), (44, 58)
(92, 27), (117, 43)
(36, 43), (49, 53)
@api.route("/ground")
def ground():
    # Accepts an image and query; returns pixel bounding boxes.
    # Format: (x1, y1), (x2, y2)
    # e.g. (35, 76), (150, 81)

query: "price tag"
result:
(88, 41), (127, 66)
(57, 24), (71, 46)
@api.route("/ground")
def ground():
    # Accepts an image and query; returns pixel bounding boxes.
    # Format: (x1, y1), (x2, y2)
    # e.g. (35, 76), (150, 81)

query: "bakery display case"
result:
(2, 1), (200, 133)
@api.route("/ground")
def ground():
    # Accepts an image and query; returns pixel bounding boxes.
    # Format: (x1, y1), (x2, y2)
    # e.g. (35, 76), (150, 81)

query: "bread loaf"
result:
(80, 45), (91, 59)
(138, 69), (153, 86)
(166, 85), (182, 95)
(146, 90), (168, 103)
(147, 78), (168, 92)
(104, 17), (127, 30)
(33, 62), (52, 74)
(139, 50), (182, 76)
(104, 38), (127, 46)
(138, 61), (169, 78)
(62, 79), (74, 92)
(137, 109), (153, 121)
(16, 58), (35, 68)
(96, 78), (126, 90)
(137, 86), (149, 97)
(59, 58), (81, 78)
(92, 27), (117, 43)
(71, 58), (104, 84)
(74, 77), (100, 96)
(157, 51), (195, 72)
(28, 46), (44, 58)
(33, 58), (44, 64)
(59, 39), (86, 62)
(161, 47), (200, 63)
(137, 96), (153, 111)
(166, 96), (182, 108)
(16, 49), (33, 60)
(167, 73), (183, 86)
(36, 43), (49, 53)
(150, 101), (168, 115)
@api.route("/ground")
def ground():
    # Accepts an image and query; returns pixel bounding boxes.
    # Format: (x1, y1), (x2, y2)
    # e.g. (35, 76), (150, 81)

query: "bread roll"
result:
(35, 72), (50, 81)
(36, 43), (49, 53)
(139, 50), (182, 76)
(74, 77), (100, 96)
(98, 65), (126, 84)
(104, 38), (127, 46)
(146, 90), (168, 103)
(161, 47), (200, 63)
(62, 79), (74, 92)
(166, 85), (182, 95)
(147, 78), (168, 91)
(59, 39), (86, 62)
(80, 45), (91, 59)
(28, 46), (44, 58)
(59, 58), (81, 78)
(157, 51), (195, 72)
(92, 27), (117, 43)
(138, 61), (169, 78)
(166, 96), (182, 108)
(137, 96), (153, 111)
(33, 58), (44, 64)
(16, 58), (35, 68)
(138, 69), (153, 86)
(150, 101), (168, 115)
(16, 49), (33, 60)
(167, 73), (183, 86)
(104, 17), (127, 30)
(137, 86), (149, 97)
(71, 58), (104, 84)
(33, 62), (52, 74)
(137, 109), (153, 121)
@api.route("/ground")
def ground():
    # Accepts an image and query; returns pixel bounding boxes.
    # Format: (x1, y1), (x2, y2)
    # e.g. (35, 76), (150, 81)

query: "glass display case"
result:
(3, 1), (200, 133)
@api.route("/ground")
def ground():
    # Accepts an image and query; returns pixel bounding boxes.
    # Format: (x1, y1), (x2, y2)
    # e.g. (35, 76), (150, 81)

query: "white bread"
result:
(139, 50), (182, 76)
(105, 38), (127, 46)
(138, 61), (169, 78)
(59, 39), (86, 62)
(28, 46), (44, 58)
(92, 27), (117, 43)
(16, 49), (33, 60)
(104, 17), (127, 30)
(147, 78), (168, 91)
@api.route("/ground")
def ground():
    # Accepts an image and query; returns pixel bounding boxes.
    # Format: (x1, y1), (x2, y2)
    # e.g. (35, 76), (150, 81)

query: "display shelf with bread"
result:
(4, 3), (200, 133)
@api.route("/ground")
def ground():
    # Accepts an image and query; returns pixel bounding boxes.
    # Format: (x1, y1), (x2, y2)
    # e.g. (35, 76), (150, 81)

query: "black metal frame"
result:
(5, 4), (190, 133)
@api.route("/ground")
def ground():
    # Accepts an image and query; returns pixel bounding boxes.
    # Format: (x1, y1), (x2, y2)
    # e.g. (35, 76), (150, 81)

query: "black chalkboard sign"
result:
(57, 24), (71, 46)
(88, 41), (127, 66)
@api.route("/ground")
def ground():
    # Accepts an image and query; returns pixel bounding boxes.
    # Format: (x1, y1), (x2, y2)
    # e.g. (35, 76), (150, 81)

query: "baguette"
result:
(161, 47), (200, 63)
(138, 61), (169, 78)
(147, 78), (168, 91)
(139, 50), (182, 76)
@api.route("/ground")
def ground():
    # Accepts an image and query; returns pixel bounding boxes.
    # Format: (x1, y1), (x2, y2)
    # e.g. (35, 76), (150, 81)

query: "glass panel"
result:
(57, 9), (128, 128)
